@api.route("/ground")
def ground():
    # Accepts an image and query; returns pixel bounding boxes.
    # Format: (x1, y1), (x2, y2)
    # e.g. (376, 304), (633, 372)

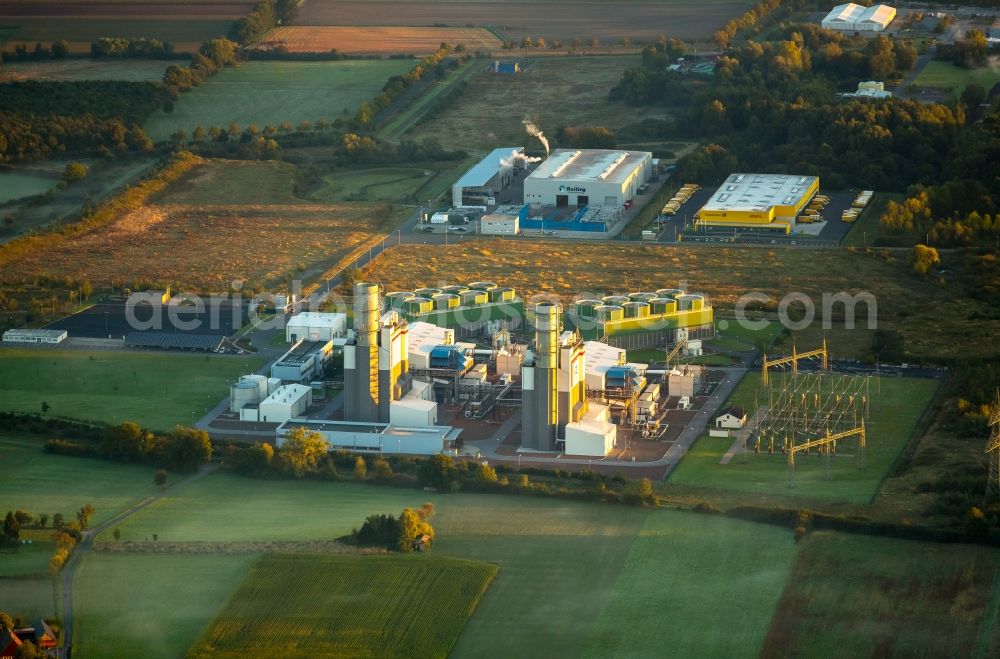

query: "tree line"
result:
(229, 0), (299, 46)
(45, 422), (213, 473)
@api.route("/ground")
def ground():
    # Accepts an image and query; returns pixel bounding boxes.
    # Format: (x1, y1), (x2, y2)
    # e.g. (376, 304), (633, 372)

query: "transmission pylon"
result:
(987, 389), (1000, 497)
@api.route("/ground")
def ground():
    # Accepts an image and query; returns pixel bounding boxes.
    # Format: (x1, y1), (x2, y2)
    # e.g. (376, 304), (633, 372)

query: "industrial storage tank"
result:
(595, 305), (624, 323)
(384, 291), (415, 309)
(405, 297), (434, 315)
(628, 292), (658, 302)
(656, 288), (685, 298)
(433, 293), (461, 310)
(650, 297), (678, 315)
(574, 299), (602, 318)
(622, 301), (651, 319)
(414, 287), (442, 298)
(676, 294), (704, 311)
(460, 290), (488, 306)
(442, 285), (469, 295)
(467, 281), (497, 291)
(230, 375), (266, 412)
(602, 295), (629, 306)
(490, 287), (516, 303)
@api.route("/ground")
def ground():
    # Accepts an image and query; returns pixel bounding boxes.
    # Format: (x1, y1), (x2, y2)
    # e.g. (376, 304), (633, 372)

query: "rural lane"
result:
(59, 464), (218, 659)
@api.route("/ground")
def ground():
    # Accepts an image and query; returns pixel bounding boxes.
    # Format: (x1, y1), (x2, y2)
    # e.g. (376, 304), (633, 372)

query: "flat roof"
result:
(3, 328), (66, 337)
(286, 312), (345, 328)
(701, 173), (818, 212)
(454, 147), (524, 190)
(276, 339), (330, 365)
(124, 331), (224, 351)
(527, 149), (651, 185)
(261, 383), (311, 405)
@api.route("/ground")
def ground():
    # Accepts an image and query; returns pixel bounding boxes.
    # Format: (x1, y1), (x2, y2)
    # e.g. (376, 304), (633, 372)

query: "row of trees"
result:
(229, 0), (298, 45)
(45, 422), (212, 472)
(1, 40), (70, 62)
(163, 38), (239, 93)
(713, 0), (787, 49)
(353, 44), (453, 129)
(91, 37), (175, 59)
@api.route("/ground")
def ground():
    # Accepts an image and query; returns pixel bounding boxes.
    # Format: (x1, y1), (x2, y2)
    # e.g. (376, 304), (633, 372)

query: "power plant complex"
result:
(231, 280), (715, 459)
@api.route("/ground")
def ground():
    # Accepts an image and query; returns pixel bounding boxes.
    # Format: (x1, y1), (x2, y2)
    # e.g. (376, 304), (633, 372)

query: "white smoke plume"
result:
(522, 119), (549, 155)
(500, 148), (541, 169)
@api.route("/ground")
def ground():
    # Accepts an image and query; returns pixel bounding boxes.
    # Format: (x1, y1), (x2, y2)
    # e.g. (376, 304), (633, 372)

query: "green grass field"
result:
(759, 531), (1000, 658)
(841, 192), (909, 248)
(308, 166), (457, 203)
(585, 511), (797, 659)
(0, 349), (263, 431)
(914, 60), (1000, 94)
(0, 437), (163, 528)
(143, 60), (412, 141)
(73, 553), (259, 659)
(155, 159), (302, 205)
(0, 529), (54, 577)
(189, 553), (497, 659)
(0, 59), (168, 83)
(0, 170), (59, 204)
(668, 375), (939, 504)
(0, 577), (57, 622)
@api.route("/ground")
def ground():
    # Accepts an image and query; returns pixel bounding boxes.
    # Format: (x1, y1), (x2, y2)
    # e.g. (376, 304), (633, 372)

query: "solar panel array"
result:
(125, 331), (224, 351)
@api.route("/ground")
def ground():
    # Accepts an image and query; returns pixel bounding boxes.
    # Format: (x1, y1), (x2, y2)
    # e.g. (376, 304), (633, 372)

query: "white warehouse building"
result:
(524, 149), (653, 209)
(285, 312), (346, 343)
(451, 146), (525, 208)
(821, 3), (896, 32)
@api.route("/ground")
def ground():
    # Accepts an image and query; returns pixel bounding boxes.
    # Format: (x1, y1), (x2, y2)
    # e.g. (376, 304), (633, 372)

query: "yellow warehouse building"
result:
(695, 173), (819, 233)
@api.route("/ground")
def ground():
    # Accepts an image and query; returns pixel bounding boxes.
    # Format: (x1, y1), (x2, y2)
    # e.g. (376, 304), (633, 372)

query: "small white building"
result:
(821, 3), (896, 32)
(3, 328), (67, 344)
(285, 312), (346, 343)
(564, 402), (617, 457)
(389, 379), (438, 427)
(229, 374), (281, 412)
(241, 383), (313, 423)
(276, 419), (455, 455)
(480, 213), (520, 235)
(715, 406), (747, 430)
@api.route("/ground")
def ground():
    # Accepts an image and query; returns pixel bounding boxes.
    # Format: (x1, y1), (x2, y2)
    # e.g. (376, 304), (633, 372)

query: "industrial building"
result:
(2, 328), (67, 344)
(276, 419), (455, 455)
(240, 383), (313, 423)
(821, 3), (896, 32)
(524, 149), (653, 208)
(271, 339), (334, 383)
(451, 146), (526, 207)
(285, 312), (346, 343)
(567, 289), (714, 349)
(695, 173), (819, 233)
(521, 303), (617, 456)
(480, 211), (520, 235)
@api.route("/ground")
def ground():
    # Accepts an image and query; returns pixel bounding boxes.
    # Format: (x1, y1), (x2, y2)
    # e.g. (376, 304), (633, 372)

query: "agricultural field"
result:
(189, 553), (498, 658)
(760, 531), (1000, 658)
(297, 0), (752, 42)
(0, 59), (168, 82)
(0, 348), (263, 430)
(668, 374), (940, 504)
(261, 25), (500, 55)
(0, 577), (56, 623)
(405, 56), (671, 150)
(585, 511), (796, 659)
(913, 60), (1000, 95)
(0, 159), (408, 292)
(73, 553), (259, 659)
(142, 60), (412, 141)
(360, 241), (1000, 360)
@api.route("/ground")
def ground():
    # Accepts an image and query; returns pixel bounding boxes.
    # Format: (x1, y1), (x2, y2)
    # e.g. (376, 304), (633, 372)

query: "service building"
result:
(524, 149), (653, 208)
(821, 3), (896, 32)
(695, 173), (819, 233)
